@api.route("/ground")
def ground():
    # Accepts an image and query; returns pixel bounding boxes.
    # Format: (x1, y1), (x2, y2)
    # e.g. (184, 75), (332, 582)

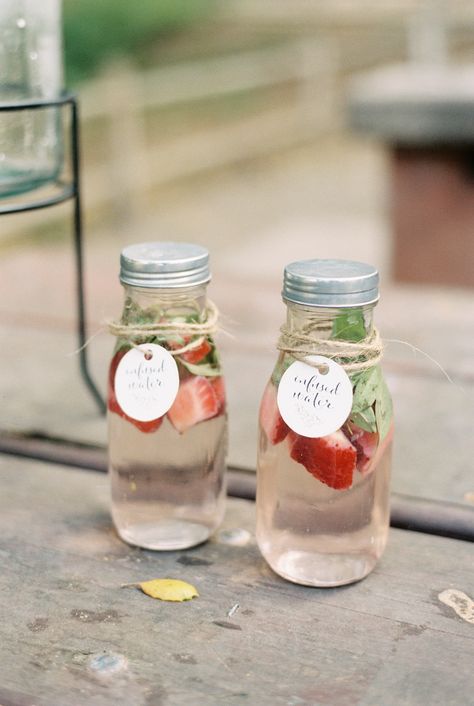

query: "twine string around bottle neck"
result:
(106, 300), (219, 357)
(277, 319), (383, 373)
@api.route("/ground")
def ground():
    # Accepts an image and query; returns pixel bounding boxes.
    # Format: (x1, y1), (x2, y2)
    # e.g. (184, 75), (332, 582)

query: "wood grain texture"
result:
(0, 455), (472, 706)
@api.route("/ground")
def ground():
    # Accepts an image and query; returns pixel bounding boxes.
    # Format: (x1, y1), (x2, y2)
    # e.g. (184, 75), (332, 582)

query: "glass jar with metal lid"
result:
(0, 0), (64, 197)
(256, 259), (393, 586)
(108, 242), (227, 550)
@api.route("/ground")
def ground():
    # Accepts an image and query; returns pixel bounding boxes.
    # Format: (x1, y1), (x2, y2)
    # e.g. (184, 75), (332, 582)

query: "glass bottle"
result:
(256, 259), (393, 586)
(0, 0), (63, 197)
(108, 242), (227, 550)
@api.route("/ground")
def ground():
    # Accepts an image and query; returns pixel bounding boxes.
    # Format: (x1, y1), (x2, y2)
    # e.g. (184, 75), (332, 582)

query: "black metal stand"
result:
(0, 94), (106, 414)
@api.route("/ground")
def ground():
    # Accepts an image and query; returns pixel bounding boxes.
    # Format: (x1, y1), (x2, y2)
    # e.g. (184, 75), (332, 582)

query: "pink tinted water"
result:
(256, 431), (392, 586)
(109, 413), (227, 550)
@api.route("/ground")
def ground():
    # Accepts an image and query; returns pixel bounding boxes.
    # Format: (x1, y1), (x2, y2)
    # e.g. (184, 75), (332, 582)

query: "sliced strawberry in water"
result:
(288, 430), (357, 490)
(356, 432), (379, 473)
(167, 375), (219, 433)
(107, 348), (164, 434)
(181, 338), (212, 364)
(259, 382), (289, 445)
(132, 416), (165, 434)
(343, 423), (379, 474)
(210, 375), (226, 415)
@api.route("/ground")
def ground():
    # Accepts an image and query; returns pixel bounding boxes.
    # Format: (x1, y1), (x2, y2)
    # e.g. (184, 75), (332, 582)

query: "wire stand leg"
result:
(71, 98), (106, 415)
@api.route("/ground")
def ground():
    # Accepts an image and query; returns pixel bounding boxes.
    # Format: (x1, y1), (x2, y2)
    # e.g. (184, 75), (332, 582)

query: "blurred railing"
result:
(2, 12), (472, 238)
(77, 39), (340, 223)
(74, 29), (421, 221)
(1, 39), (342, 237)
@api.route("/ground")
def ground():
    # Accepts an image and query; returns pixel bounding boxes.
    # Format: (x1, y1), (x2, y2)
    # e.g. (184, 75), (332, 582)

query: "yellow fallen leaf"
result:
(138, 578), (199, 602)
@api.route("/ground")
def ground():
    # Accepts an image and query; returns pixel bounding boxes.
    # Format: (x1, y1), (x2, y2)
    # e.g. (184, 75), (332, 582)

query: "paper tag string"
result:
(277, 321), (383, 373)
(106, 300), (219, 357)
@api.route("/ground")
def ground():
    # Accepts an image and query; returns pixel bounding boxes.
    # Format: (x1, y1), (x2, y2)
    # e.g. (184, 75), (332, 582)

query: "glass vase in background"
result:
(0, 0), (63, 198)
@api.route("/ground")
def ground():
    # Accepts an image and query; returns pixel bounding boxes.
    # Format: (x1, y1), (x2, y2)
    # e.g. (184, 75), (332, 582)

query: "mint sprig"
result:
(332, 310), (393, 440)
(350, 407), (377, 433)
(117, 302), (222, 377)
(348, 367), (392, 439)
(332, 309), (366, 342)
(178, 359), (222, 377)
(374, 373), (393, 440)
(271, 354), (295, 387)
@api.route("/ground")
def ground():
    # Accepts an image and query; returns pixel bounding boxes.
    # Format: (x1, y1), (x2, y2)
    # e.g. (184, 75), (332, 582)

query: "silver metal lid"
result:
(282, 259), (379, 307)
(120, 242), (210, 288)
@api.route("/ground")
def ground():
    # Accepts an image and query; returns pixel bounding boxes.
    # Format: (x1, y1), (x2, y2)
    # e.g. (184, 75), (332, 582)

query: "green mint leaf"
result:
(178, 359), (222, 377)
(332, 307), (393, 438)
(116, 342), (131, 354)
(375, 375), (393, 440)
(185, 313), (200, 323)
(350, 365), (393, 437)
(350, 407), (377, 433)
(207, 340), (220, 367)
(272, 354), (295, 387)
(163, 334), (186, 346)
(351, 367), (381, 413)
(332, 309), (367, 342)
(169, 314), (196, 324)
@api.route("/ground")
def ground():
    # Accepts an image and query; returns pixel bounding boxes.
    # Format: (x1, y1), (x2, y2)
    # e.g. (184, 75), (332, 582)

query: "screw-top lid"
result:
(120, 242), (210, 288)
(282, 259), (379, 307)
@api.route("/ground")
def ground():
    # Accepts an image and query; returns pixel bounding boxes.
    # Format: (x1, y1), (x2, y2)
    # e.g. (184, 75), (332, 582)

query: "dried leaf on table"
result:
(138, 578), (199, 602)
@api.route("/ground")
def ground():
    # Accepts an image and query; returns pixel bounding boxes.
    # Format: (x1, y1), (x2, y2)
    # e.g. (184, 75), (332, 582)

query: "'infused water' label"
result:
(115, 344), (179, 422)
(277, 356), (353, 438)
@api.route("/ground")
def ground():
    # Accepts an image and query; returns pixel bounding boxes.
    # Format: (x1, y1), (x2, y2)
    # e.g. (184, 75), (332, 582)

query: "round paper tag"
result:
(115, 344), (179, 422)
(277, 356), (353, 438)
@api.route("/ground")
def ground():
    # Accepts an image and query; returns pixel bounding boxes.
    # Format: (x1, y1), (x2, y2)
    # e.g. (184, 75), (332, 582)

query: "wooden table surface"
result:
(0, 455), (473, 706)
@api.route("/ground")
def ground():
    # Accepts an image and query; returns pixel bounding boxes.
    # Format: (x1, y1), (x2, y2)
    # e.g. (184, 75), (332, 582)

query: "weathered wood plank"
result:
(0, 456), (472, 706)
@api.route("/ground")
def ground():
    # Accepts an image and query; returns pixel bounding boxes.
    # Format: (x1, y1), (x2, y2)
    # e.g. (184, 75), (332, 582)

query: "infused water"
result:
(257, 383), (392, 586)
(255, 258), (394, 586)
(107, 242), (227, 550)
(109, 413), (227, 550)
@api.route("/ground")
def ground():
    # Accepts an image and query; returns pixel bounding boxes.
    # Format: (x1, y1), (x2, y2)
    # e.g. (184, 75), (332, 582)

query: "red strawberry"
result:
(356, 432), (379, 473)
(107, 349), (164, 434)
(259, 382), (289, 445)
(167, 375), (219, 433)
(343, 423), (379, 474)
(131, 416), (164, 433)
(181, 338), (212, 364)
(288, 430), (357, 490)
(210, 376), (226, 415)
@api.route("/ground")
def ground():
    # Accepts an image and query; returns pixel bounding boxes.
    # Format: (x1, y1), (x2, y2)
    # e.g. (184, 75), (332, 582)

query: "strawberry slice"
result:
(288, 430), (357, 490)
(343, 423), (379, 474)
(167, 375), (219, 433)
(131, 416), (164, 433)
(259, 382), (289, 445)
(210, 376), (226, 415)
(181, 338), (212, 364)
(107, 349), (164, 434)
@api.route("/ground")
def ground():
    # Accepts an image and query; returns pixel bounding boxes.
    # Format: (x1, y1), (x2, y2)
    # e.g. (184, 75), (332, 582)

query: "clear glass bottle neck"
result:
(284, 301), (375, 341)
(121, 284), (208, 323)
